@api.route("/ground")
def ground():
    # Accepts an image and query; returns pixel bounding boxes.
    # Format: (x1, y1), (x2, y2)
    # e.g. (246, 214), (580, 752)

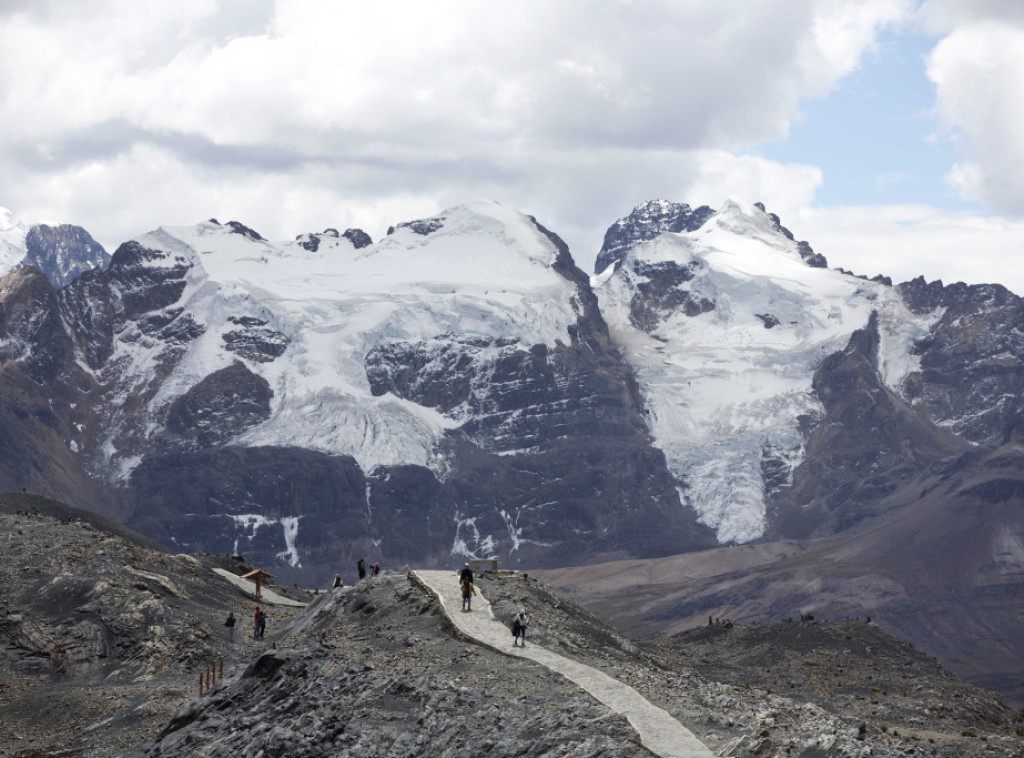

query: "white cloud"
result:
(790, 204), (1024, 295)
(924, 18), (1024, 214)
(917, 0), (1024, 34)
(0, 0), (912, 268)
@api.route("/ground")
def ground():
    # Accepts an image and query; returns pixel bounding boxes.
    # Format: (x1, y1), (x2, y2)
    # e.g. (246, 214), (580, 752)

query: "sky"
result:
(2, 0), (1024, 291)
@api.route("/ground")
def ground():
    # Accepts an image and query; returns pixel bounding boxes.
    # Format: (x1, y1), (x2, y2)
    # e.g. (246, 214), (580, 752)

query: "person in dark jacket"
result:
(512, 609), (529, 646)
(357, 558), (367, 580)
(461, 577), (476, 611)
(459, 563), (473, 585)
(257, 608), (267, 639)
(225, 612), (236, 642)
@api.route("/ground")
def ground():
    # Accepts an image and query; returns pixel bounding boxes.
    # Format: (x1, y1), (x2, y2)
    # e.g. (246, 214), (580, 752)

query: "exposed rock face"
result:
(898, 277), (1024, 444)
(222, 316), (288, 362)
(295, 227), (372, 253)
(225, 220), (264, 241)
(626, 259), (713, 332)
(0, 267), (75, 384)
(342, 228), (372, 248)
(164, 362), (273, 451)
(395, 216), (446, 236)
(771, 311), (967, 538)
(24, 223), (110, 288)
(595, 200), (714, 274)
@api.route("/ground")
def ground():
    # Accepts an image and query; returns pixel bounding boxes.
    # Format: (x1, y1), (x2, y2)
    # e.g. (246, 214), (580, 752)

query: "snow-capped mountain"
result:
(1, 197), (1023, 590)
(24, 223), (110, 288)
(0, 207), (109, 288)
(0, 200), (717, 582)
(75, 202), (594, 482)
(595, 199), (714, 276)
(593, 199), (939, 543)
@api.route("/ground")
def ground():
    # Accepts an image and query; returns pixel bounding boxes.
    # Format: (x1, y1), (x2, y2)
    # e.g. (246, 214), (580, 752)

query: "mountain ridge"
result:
(2, 197), (1024, 707)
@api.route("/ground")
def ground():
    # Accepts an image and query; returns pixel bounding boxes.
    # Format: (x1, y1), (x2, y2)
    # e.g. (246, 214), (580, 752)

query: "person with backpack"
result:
(253, 607), (261, 639)
(512, 609), (529, 647)
(460, 577), (476, 611)
(224, 611), (236, 642)
(459, 563), (473, 585)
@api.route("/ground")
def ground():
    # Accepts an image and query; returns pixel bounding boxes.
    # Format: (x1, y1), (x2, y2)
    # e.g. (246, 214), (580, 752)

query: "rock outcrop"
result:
(595, 200), (714, 274)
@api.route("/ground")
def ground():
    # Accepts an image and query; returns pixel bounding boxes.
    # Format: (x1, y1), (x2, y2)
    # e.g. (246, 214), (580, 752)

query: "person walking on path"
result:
(224, 612), (236, 642)
(253, 607), (261, 640)
(357, 558), (367, 580)
(257, 608), (267, 639)
(459, 563), (473, 585)
(461, 577), (476, 611)
(512, 608), (529, 646)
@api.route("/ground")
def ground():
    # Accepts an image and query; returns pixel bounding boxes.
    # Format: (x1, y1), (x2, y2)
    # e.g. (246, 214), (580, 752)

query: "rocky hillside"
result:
(1, 497), (1023, 758)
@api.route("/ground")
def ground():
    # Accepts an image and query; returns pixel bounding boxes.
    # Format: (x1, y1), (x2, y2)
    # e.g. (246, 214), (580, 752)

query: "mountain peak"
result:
(24, 223), (110, 288)
(595, 199), (715, 274)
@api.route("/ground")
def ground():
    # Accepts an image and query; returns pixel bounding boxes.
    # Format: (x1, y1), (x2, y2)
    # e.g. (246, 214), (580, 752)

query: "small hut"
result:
(240, 568), (275, 602)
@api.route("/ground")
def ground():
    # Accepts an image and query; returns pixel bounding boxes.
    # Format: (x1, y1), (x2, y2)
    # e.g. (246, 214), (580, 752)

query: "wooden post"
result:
(199, 672), (204, 696)
(219, 657), (224, 679)
(211, 660), (216, 685)
(255, 575), (262, 603)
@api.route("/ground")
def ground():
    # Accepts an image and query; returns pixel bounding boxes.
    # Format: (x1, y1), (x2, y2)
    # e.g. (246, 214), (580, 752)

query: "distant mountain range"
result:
(2, 197), (1023, 700)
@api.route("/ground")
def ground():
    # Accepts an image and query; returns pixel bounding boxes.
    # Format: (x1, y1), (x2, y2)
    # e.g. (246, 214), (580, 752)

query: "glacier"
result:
(594, 199), (941, 543)
(96, 200), (581, 480)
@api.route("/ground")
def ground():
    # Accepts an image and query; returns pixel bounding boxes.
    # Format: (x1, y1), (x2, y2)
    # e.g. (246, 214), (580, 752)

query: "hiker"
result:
(459, 563), (473, 586)
(461, 578), (476, 611)
(258, 608), (267, 639)
(371, 562), (380, 576)
(253, 607), (261, 639)
(224, 611), (236, 642)
(333, 574), (343, 588)
(357, 558), (366, 580)
(512, 609), (529, 647)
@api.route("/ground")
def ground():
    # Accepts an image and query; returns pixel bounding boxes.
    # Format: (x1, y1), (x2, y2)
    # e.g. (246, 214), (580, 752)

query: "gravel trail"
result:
(413, 569), (715, 758)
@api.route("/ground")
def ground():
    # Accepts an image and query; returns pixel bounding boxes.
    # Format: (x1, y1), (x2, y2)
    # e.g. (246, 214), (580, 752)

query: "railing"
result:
(198, 657), (225, 696)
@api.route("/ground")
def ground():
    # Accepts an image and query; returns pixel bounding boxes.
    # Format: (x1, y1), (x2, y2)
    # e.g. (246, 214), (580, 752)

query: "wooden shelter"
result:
(240, 568), (275, 602)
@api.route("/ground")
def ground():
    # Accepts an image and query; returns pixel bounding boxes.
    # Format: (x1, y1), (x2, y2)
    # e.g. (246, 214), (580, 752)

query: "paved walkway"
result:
(412, 570), (714, 758)
(212, 568), (308, 607)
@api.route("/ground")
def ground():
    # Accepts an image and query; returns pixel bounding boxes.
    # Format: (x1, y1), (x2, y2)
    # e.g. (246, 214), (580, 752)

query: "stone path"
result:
(212, 568), (308, 607)
(412, 570), (714, 758)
